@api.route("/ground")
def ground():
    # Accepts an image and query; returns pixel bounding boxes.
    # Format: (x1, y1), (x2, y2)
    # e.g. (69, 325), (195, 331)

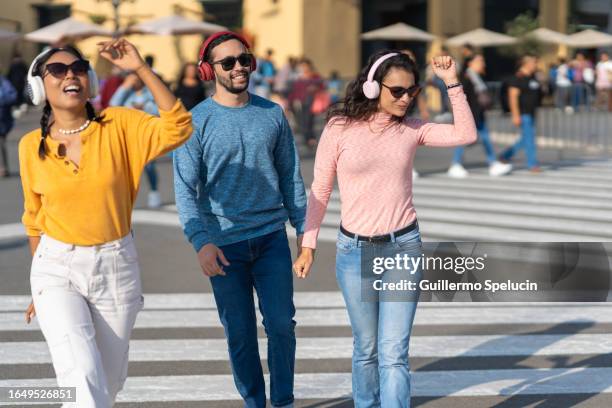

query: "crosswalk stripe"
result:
(3, 303), (612, 331)
(4, 333), (612, 365)
(413, 178), (612, 200)
(413, 186), (612, 211)
(413, 196), (612, 221)
(317, 211), (612, 241)
(0, 292), (346, 312)
(2, 159), (611, 244)
(4, 368), (612, 403)
(428, 171), (612, 190)
(3, 293), (611, 312)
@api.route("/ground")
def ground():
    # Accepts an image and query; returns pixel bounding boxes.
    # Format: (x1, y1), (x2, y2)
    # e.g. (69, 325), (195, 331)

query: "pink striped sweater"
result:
(302, 86), (477, 249)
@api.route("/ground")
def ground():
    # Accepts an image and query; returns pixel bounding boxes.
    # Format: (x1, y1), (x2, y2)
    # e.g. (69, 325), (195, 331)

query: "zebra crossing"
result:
(1, 157), (611, 243)
(2, 293), (612, 406)
(1, 157), (612, 406)
(128, 157), (612, 243)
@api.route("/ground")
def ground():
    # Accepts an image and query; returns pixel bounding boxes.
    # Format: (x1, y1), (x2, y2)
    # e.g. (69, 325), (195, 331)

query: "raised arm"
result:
(98, 38), (175, 111)
(409, 56), (477, 147)
(409, 86), (477, 147)
(99, 39), (192, 166)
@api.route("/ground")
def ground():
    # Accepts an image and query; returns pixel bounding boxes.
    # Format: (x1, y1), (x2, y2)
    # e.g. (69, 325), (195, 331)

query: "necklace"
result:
(57, 120), (91, 135)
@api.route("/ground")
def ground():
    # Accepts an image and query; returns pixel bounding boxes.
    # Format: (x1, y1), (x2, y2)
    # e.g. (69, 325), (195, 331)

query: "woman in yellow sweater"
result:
(19, 39), (192, 407)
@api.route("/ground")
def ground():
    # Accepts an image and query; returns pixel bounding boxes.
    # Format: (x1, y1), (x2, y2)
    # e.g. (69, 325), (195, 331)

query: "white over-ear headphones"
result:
(362, 52), (399, 100)
(26, 48), (99, 106)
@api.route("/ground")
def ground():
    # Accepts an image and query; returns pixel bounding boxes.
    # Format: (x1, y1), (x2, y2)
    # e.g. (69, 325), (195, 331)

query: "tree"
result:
(499, 11), (543, 58)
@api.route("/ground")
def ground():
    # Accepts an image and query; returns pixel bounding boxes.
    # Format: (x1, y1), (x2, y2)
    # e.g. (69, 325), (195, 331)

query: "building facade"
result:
(0, 0), (209, 81)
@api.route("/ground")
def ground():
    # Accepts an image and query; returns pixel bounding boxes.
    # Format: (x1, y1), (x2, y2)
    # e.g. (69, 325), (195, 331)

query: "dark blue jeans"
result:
(210, 228), (296, 408)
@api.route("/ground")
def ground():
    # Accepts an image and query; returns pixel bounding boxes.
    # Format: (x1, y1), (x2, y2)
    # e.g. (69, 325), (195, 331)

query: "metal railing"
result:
(483, 81), (611, 157)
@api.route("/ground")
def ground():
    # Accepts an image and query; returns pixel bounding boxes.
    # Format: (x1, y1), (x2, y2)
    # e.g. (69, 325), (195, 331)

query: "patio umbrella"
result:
(126, 15), (226, 36)
(524, 27), (571, 45)
(25, 17), (112, 44)
(567, 29), (612, 48)
(445, 28), (517, 47)
(0, 28), (21, 41)
(361, 22), (436, 42)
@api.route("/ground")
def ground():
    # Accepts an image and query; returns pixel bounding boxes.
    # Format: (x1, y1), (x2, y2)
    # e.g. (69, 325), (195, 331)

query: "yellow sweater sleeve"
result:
(18, 136), (42, 237)
(115, 99), (193, 170)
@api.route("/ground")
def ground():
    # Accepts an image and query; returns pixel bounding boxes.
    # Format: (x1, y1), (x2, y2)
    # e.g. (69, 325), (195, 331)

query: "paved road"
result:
(1, 109), (612, 407)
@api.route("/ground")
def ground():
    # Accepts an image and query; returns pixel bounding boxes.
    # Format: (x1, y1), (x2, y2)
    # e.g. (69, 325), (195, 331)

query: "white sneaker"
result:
(412, 169), (419, 180)
(147, 191), (162, 209)
(447, 163), (468, 178)
(488, 161), (512, 176)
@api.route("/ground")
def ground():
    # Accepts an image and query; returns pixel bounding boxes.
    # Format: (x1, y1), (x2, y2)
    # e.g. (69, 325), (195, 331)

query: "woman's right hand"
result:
(25, 301), (36, 324)
(97, 38), (146, 72)
(293, 248), (315, 279)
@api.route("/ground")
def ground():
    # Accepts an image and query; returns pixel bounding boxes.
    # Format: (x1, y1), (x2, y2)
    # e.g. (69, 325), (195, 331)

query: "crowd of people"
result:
(549, 51), (612, 113)
(13, 31), (481, 408)
(4, 22), (612, 407)
(4, 42), (610, 184)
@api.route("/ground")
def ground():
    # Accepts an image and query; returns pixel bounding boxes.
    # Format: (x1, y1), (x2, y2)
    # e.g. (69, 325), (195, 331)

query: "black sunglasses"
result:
(211, 53), (253, 71)
(382, 83), (421, 99)
(42, 60), (90, 79)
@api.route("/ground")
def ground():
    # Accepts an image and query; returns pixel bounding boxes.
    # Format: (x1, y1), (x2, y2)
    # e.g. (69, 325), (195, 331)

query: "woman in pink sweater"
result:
(293, 51), (476, 407)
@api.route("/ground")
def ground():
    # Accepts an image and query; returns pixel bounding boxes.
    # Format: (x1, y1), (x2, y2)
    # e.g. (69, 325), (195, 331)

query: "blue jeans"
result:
(452, 119), (496, 165)
(210, 228), (296, 408)
(500, 113), (538, 169)
(336, 225), (423, 408)
(144, 161), (158, 191)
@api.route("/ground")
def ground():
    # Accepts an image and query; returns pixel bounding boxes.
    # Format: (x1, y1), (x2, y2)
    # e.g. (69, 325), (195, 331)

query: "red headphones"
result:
(197, 31), (257, 81)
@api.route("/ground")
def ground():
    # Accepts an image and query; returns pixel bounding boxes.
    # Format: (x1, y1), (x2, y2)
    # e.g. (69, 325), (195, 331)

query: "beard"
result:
(217, 70), (250, 94)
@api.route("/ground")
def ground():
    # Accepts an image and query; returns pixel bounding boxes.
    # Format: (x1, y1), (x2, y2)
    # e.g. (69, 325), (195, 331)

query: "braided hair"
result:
(33, 46), (104, 159)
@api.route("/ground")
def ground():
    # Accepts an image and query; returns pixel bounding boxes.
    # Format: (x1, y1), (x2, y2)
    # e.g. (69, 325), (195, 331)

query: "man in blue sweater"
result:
(173, 32), (306, 408)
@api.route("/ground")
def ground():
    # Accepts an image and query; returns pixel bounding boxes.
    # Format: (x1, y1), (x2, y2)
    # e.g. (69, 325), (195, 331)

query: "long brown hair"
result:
(326, 50), (420, 127)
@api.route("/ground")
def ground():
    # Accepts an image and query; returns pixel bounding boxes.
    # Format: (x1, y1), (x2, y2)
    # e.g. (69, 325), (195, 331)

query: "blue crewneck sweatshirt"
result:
(173, 94), (307, 251)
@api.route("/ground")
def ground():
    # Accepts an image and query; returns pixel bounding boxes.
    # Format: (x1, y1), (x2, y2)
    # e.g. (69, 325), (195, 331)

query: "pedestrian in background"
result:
(448, 53), (512, 178)
(555, 58), (573, 113)
(7, 52), (28, 116)
(289, 58), (325, 149)
(0, 73), (17, 177)
(499, 54), (542, 173)
(174, 62), (206, 110)
(595, 51), (612, 112)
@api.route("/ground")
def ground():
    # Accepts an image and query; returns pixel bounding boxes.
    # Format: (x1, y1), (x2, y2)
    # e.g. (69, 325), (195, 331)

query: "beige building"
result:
(0, 0), (573, 80)
(0, 0), (208, 81)
(243, 0), (570, 77)
(243, 0), (361, 78)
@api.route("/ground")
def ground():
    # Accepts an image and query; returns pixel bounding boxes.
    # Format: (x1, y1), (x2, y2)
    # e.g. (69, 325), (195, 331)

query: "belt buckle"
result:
(369, 235), (386, 243)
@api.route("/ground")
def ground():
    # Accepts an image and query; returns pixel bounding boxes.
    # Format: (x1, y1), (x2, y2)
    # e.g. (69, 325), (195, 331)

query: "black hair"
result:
(33, 45), (104, 159)
(176, 62), (201, 87)
(326, 50), (420, 127)
(460, 53), (483, 78)
(205, 33), (247, 64)
(462, 43), (476, 52)
(516, 53), (537, 70)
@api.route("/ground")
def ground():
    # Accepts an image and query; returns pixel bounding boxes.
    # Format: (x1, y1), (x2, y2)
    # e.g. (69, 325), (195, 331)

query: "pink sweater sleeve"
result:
(302, 123), (339, 249)
(407, 87), (478, 147)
